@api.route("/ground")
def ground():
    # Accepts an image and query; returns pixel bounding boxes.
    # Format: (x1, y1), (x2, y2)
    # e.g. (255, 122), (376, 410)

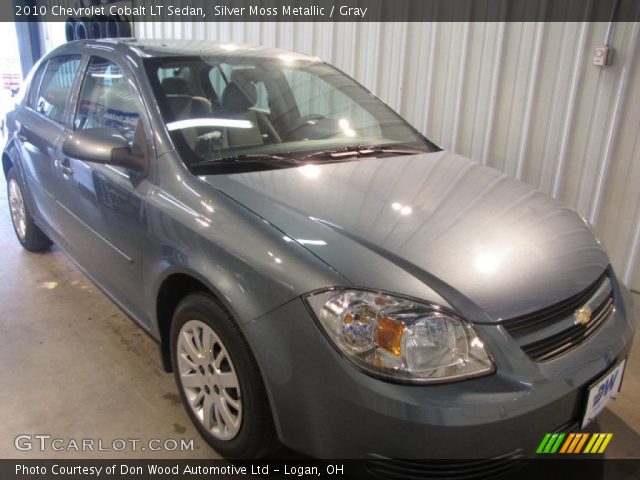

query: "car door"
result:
(53, 54), (154, 326)
(14, 54), (82, 233)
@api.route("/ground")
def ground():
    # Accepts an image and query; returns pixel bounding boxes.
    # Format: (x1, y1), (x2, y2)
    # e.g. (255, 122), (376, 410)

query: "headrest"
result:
(166, 95), (212, 120)
(230, 68), (261, 85)
(161, 77), (189, 95)
(166, 95), (192, 118)
(221, 82), (257, 111)
(190, 96), (212, 116)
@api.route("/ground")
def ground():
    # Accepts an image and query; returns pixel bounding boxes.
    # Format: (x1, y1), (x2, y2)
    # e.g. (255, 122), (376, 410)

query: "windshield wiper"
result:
(190, 154), (300, 170)
(189, 146), (425, 172)
(299, 145), (427, 161)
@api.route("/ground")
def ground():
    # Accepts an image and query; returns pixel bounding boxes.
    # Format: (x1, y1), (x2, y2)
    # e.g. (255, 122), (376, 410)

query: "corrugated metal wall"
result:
(47, 20), (640, 290)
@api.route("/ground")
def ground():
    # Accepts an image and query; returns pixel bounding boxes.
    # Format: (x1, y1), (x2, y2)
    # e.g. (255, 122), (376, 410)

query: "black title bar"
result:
(10, 0), (640, 23)
(3, 459), (640, 480)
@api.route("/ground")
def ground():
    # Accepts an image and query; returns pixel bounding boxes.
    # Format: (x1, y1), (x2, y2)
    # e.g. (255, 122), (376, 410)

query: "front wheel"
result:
(170, 292), (278, 458)
(6, 167), (52, 252)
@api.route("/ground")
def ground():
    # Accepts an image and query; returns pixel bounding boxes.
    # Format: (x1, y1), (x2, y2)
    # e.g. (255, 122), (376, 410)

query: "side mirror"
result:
(62, 128), (146, 172)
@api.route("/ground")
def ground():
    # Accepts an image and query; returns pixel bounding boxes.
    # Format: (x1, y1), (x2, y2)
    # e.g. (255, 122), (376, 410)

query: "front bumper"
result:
(243, 277), (636, 459)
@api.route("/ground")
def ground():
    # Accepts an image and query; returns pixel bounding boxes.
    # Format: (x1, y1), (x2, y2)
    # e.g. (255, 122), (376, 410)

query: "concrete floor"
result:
(0, 173), (638, 460)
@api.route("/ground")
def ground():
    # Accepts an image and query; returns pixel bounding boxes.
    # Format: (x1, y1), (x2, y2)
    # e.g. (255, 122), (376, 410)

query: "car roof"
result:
(61, 38), (320, 63)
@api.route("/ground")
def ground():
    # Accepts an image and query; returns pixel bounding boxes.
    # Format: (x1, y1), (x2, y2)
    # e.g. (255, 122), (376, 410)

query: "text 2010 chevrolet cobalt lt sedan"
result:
(3, 40), (635, 460)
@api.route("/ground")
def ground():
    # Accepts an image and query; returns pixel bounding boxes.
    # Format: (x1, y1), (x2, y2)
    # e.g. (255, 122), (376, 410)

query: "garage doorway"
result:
(0, 24), (22, 128)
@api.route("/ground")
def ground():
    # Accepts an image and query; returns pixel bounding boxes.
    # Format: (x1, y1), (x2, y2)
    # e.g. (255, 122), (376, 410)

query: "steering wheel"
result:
(282, 114), (327, 140)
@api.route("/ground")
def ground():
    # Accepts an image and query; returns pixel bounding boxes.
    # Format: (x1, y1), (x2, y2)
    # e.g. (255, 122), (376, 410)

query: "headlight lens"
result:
(305, 289), (494, 383)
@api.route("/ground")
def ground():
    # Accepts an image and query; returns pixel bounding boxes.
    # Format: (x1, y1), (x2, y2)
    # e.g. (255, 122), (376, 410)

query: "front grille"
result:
(502, 273), (615, 362)
(363, 451), (524, 480)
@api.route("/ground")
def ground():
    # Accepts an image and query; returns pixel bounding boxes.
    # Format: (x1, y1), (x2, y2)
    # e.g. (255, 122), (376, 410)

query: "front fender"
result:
(3, 140), (39, 218)
(143, 157), (349, 336)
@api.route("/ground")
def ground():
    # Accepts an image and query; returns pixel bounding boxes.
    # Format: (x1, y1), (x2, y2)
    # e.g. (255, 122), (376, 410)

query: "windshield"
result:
(144, 53), (437, 173)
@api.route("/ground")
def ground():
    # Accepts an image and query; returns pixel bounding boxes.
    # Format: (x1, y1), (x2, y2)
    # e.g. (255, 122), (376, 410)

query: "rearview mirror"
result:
(62, 128), (145, 172)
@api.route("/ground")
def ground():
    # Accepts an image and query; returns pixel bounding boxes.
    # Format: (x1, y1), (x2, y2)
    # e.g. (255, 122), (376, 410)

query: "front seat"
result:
(214, 81), (280, 148)
(166, 95), (212, 151)
(161, 77), (190, 95)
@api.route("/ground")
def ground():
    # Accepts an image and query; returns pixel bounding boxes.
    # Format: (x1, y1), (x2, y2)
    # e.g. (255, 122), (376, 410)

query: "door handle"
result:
(55, 159), (74, 178)
(16, 127), (27, 142)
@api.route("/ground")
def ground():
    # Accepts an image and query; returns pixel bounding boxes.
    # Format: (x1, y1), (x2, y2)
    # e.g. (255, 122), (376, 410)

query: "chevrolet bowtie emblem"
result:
(574, 306), (592, 326)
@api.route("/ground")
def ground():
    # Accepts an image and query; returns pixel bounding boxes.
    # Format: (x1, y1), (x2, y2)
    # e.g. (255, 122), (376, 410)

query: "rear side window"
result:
(35, 55), (81, 124)
(26, 62), (47, 108)
(74, 56), (140, 142)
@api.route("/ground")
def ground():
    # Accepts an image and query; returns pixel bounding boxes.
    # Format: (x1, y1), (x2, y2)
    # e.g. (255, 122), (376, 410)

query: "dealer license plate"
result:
(582, 359), (626, 429)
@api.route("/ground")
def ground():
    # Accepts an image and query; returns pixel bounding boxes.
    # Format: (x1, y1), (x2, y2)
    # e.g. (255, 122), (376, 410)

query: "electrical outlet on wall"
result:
(593, 46), (613, 66)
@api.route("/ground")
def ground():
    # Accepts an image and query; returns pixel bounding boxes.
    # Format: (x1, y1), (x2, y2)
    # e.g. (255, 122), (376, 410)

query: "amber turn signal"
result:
(376, 316), (404, 356)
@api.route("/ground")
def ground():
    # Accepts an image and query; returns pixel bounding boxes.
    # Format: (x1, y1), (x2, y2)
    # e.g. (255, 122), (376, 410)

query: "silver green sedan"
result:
(3, 40), (635, 465)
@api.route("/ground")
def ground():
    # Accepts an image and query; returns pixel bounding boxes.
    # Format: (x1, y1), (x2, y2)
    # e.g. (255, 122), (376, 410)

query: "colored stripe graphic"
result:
(560, 433), (575, 453)
(550, 433), (565, 453)
(536, 433), (552, 454)
(536, 433), (565, 454)
(598, 433), (613, 453)
(567, 433), (584, 453)
(594, 434), (606, 452)
(591, 433), (607, 453)
(538, 433), (614, 454)
(544, 433), (559, 453)
(574, 434), (589, 453)
(584, 434), (599, 453)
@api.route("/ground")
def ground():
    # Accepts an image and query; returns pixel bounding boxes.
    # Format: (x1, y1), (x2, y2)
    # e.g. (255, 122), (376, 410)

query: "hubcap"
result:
(177, 320), (242, 440)
(8, 178), (27, 240)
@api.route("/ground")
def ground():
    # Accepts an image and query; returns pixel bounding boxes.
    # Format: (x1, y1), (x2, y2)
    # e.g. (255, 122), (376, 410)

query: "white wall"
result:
(39, 21), (67, 53)
(45, 20), (640, 290)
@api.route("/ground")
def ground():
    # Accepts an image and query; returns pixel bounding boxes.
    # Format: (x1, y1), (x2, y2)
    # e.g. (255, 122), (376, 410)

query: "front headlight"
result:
(305, 289), (494, 384)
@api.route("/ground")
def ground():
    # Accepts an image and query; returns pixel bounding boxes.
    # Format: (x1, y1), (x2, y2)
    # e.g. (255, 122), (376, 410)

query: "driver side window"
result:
(74, 57), (141, 143)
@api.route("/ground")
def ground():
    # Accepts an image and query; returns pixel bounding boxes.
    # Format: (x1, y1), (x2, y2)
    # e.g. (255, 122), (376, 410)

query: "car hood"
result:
(202, 151), (609, 322)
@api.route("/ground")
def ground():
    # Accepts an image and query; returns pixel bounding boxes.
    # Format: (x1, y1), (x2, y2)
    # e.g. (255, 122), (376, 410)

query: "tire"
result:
(170, 292), (278, 458)
(116, 18), (132, 38)
(94, 16), (108, 39)
(6, 167), (52, 252)
(75, 18), (100, 40)
(106, 17), (119, 38)
(65, 18), (76, 42)
(74, 19), (88, 40)
(106, 16), (132, 38)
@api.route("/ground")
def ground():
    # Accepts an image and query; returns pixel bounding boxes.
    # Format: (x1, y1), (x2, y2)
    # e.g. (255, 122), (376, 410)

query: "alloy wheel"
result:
(176, 320), (242, 440)
(8, 178), (27, 240)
